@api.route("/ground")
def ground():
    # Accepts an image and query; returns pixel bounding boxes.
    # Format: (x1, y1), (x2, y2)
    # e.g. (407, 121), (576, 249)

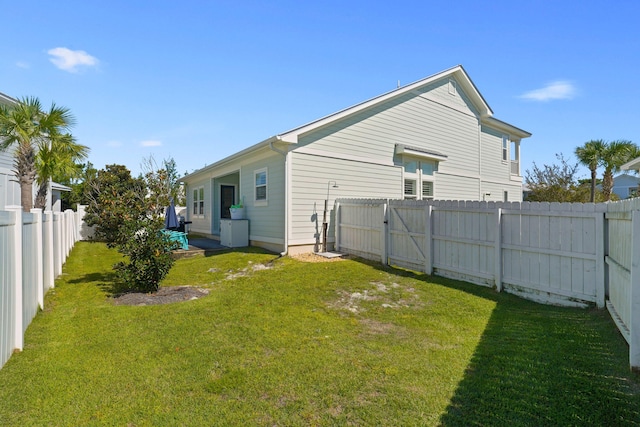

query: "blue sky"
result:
(1, 1), (639, 180)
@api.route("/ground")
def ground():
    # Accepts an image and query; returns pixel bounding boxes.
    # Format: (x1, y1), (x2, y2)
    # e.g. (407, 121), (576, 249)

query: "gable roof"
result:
(183, 65), (530, 180)
(276, 65), (494, 144)
(0, 91), (17, 106)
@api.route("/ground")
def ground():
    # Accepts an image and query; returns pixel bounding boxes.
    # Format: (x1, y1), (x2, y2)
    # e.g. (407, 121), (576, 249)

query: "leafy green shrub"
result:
(113, 218), (175, 293)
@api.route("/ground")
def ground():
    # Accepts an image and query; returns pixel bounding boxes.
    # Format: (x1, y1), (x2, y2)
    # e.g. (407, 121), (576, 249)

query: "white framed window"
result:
(403, 158), (437, 200)
(192, 186), (204, 217)
(502, 136), (509, 162)
(254, 168), (267, 206)
(422, 181), (434, 199)
(404, 179), (417, 199)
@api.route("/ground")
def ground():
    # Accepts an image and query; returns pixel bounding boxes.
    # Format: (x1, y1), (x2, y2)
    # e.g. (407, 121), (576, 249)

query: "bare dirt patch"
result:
(112, 286), (210, 306)
(329, 281), (422, 314)
(290, 253), (349, 263)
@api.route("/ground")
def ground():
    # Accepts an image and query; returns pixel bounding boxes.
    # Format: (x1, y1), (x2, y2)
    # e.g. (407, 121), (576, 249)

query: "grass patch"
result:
(0, 242), (638, 425)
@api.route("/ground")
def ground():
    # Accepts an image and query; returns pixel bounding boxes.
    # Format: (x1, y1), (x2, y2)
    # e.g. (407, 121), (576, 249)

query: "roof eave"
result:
(0, 91), (18, 106)
(181, 135), (293, 181)
(621, 156), (640, 171)
(483, 117), (532, 140)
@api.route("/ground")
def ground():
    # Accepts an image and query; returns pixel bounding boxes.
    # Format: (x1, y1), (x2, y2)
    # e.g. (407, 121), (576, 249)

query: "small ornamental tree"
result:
(84, 164), (147, 247)
(524, 153), (608, 203)
(85, 163), (183, 293)
(113, 217), (175, 293)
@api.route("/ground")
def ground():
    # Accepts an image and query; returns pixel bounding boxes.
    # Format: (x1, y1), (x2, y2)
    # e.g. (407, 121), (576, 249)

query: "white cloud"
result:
(520, 81), (577, 101)
(47, 47), (99, 73)
(140, 140), (162, 147)
(106, 140), (122, 148)
(16, 61), (30, 69)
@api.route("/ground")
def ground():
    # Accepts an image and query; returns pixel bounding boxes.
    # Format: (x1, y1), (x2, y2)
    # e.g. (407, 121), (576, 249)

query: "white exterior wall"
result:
(239, 153), (286, 246)
(289, 152), (401, 246)
(185, 176), (212, 235)
(294, 76), (517, 206)
(0, 151), (19, 211)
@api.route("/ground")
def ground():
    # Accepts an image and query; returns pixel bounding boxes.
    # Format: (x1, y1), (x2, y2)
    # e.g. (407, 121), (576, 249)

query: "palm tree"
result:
(0, 97), (82, 212)
(34, 133), (89, 209)
(601, 139), (637, 201)
(575, 139), (606, 202)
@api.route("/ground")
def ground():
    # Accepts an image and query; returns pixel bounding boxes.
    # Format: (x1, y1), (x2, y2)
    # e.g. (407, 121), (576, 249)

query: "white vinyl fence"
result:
(0, 206), (80, 369)
(335, 198), (640, 371)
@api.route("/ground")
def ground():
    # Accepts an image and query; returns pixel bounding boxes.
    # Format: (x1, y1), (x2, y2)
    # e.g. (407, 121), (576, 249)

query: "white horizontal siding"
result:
(434, 173), (480, 200)
(0, 150), (13, 171)
(298, 85), (481, 176)
(185, 176), (211, 234)
(240, 154), (285, 241)
(480, 125), (511, 184)
(290, 152), (401, 244)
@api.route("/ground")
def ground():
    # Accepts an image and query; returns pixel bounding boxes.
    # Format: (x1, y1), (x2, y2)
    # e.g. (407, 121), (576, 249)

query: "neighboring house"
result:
(0, 91), (20, 210)
(0, 91), (67, 212)
(50, 182), (72, 212)
(181, 65), (532, 254)
(599, 173), (640, 199)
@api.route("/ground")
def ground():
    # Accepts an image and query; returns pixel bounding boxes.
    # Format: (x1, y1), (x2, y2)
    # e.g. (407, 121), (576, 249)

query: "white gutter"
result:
(268, 140), (290, 256)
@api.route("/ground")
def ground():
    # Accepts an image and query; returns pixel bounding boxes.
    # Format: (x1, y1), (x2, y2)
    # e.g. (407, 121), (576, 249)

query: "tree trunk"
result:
(603, 170), (614, 201)
(15, 144), (37, 212)
(34, 181), (48, 210)
(590, 168), (597, 203)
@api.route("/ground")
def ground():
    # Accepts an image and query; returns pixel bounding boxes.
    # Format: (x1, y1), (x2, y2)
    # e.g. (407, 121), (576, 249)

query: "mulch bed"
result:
(112, 286), (210, 306)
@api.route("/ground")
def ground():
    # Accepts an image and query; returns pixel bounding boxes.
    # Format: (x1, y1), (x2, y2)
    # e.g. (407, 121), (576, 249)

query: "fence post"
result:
(494, 207), (502, 292)
(425, 204), (433, 275)
(381, 201), (388, 266)
(6, 206), (23, 352)
(44, 211), (54, 289)
(54, 213), (62, 277)
(595, 211), (605, 309)
(30, 209), (44, 309)
(335, 201), (341, 252)
(630, 211), (640, 372)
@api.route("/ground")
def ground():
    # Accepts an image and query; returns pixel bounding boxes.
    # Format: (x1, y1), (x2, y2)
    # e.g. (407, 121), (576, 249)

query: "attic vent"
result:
(448, 79), (457, 96)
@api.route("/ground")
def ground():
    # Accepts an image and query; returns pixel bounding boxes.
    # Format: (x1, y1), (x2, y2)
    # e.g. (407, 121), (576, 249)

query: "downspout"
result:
(269, 138), (290, 256)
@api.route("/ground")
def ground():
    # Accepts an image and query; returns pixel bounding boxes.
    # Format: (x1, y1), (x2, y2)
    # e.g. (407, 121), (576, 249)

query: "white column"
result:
(44, 211), (54, 289)
(6, 206), (23, 352)
(629, 211), (640, 371)
(30, 209), (44, 309)
(494, 208), (503, 292)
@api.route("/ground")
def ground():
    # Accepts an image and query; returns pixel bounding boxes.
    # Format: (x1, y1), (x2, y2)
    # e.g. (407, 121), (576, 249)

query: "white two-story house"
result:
(182, 65), (531, 254)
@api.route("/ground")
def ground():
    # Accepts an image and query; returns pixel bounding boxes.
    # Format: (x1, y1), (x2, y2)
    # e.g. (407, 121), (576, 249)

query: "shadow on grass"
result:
(358, 259), (640, 425)
(68, 271), (121, 296)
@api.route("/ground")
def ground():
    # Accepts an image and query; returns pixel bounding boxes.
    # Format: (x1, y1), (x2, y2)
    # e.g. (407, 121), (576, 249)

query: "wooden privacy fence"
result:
(0, 206), (79, 369)
(335, 198), (640, 371)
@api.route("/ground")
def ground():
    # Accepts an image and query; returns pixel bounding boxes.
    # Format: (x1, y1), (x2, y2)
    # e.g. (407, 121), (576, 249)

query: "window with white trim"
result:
(422, 181), (434, 199)
(502, 136), (509, 162)
(404, 179), (417, 199)
(403, 158), (436, 200)
(254, 168), (267, 206)
(192, 186), (204, 216)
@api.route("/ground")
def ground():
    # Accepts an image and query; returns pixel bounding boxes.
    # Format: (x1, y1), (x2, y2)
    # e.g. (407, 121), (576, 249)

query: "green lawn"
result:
(0, 242), (638, 426)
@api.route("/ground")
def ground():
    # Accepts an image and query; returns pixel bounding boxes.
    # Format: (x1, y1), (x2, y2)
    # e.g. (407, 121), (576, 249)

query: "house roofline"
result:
(276, 65), (494, 143)
(181, 65), (530, 181)
(621, 156), (640, 171)
(181, 135), (288, 181)
(0, 91), (18, 106)
(483, 116), (532, 139)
